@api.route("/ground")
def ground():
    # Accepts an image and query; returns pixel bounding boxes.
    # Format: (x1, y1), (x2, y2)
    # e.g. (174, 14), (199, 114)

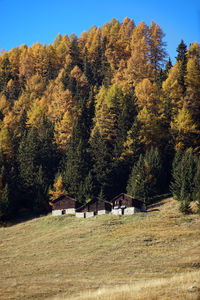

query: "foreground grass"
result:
(0, 198), (200, 300)
(62, 271), (200, 300)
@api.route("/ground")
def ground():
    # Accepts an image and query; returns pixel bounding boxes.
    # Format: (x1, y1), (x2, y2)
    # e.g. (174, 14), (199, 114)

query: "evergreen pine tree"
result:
(63, 101), (91, 202)
(38, 116), (58, 187)
(89, 128), (113, 200)
(127, 148), (163, 203)
(170, 148), (183, 200)
(176, 40), (187, 95)
(34, 165), (50, 214)
(127, 154), (150, 202)
(0, 184), (13, 219)
(17, 127), (40, 208)
(193, 158), (200, 214)
(171, 150), (196, 214)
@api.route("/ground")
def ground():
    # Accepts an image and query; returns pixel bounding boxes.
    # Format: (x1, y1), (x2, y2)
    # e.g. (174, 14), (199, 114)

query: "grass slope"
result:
(0, 198), (200, 300)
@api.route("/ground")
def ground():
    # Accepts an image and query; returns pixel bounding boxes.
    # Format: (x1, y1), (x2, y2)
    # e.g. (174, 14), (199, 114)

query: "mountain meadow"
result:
(0, 198), (200, 300)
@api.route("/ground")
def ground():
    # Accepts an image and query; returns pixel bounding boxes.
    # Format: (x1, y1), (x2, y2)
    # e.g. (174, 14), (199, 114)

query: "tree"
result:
(34, 165), (50, 213)
(170, 150), (196, 213)
(0, 184), (13, 219)
(0, 127), (13, 158)
(135, 78), (160, 112)
(176, 40), (187, 95)
(127, 148), (163, 203)
(137, 106), (166, 150)
(0, 55), (12, 92)
(184, 42), (200, 124)
(170, 148), (183, 200)
(17, 127), (40, 208)
(162, 62), (184, 116)
(49, 173), (66, 202)
(193, 158), (200, 213)
(126, 22), (153, 84)
(148, 21), (167, 72)
(63, 101), (91, 202)
(89, 128), (113, 200)
(170, 106), (198, 151)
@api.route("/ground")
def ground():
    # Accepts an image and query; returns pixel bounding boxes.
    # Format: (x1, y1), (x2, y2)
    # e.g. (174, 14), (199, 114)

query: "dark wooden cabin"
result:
(77, 197), (112, 215)
(112, 193), (145, 210)
(52, 195), (81, 215)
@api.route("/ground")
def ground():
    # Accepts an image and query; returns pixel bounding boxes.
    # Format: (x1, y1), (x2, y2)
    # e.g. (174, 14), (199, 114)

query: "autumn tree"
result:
(49, 174), (66, 202)
(184, 42), (200, 124)
(148, 21), (167, 72)
(126, 21), (153, 84)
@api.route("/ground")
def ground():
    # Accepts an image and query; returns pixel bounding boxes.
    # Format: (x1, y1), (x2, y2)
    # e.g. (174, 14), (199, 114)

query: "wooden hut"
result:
(76, 197), (112, 218)
(111, 193), (146, 215)
(52, 195), (78, 216)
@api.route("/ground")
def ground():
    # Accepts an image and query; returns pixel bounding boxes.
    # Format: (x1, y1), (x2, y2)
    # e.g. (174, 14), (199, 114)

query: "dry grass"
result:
(0, 198), (200, 300)
(60, 271), (200, 300)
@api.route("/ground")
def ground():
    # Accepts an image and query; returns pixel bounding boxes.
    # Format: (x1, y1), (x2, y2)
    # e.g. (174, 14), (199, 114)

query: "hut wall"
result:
(76, 212), (85, 218)
(97, 200), (106, 211)
(124, 207), (136, 215)
(88, 201), (97, 212)
(111, 208), (122, 215)
(65, 208), (76, 214)
(98, 210), (109, 215)
(52, 210), (62, 216)
(86, 211), (94, 218)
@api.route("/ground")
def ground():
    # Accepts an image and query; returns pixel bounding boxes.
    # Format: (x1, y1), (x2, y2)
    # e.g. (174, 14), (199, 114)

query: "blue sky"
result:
(0, 0), (199, 63)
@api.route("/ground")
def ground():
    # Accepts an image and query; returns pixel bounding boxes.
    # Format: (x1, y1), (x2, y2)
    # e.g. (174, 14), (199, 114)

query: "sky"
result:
(0, 0), (200, 63)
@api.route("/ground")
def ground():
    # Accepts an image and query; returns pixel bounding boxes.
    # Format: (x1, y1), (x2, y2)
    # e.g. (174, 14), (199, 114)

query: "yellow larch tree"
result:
(49, 174), (66, 204)
(0, 127), (13, 158)
(184, 42), (200, 122)
(19, 47), (35, 80)
(0, 93), (11, 116)
(135, 78), (160, 113)
(26, 99), (45, 128)
(126, 21), (154, 85)
(170, 106), (199, 152)
(162, 62), (184, 116)
(137, 106), (166, 150)
(148, 21), (167, 72)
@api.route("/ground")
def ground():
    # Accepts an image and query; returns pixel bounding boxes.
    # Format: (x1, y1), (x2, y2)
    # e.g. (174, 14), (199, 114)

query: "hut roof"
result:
(76, 197), (112, 212)
(52, 194), (76, 203)
(111, 193), (145, 204)
(111, 193), (145, 209)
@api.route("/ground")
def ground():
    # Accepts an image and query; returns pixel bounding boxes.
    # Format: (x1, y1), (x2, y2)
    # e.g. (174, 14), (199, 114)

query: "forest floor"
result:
(0, 198), (200, 300)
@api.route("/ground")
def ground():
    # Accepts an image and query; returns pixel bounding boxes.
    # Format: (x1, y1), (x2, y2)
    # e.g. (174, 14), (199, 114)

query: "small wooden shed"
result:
(52, 195), (78, 216)
(111, 193), (146, 215)
(76, 197), (112, 218)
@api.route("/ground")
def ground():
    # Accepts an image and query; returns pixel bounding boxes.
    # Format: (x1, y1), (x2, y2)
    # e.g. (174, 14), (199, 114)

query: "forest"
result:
(0, 17), (200, 220)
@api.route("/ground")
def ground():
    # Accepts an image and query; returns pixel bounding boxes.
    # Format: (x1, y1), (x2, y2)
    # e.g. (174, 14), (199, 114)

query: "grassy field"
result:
(0, 198), (200, 300)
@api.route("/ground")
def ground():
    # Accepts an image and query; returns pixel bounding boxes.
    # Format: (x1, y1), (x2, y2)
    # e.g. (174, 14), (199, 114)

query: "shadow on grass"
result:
(0, 210), (48, 227)
(147, 193), (172, 211)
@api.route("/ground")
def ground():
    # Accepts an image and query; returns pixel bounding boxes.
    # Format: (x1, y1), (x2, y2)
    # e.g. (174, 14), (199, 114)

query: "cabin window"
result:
(62, 210), (66, 215)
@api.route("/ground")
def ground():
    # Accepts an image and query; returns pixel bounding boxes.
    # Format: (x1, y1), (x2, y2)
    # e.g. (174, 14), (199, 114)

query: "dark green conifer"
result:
(0, 184), (13, 219)
(176, 40), (187, 95)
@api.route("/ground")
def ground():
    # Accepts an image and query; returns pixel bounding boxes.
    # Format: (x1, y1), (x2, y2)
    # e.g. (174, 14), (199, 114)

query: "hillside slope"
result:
(0, 198), (200, 300)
